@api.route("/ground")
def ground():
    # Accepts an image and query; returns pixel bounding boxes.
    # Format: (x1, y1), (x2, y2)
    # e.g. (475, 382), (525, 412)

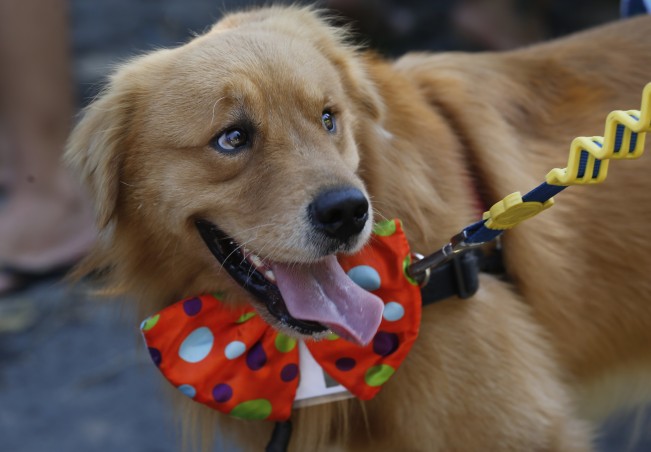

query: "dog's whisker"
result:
(367, 198), (391, 209)
(372, 208), (390, 223)
(220, 223), (279, 271)
(242, 228), (274, 281)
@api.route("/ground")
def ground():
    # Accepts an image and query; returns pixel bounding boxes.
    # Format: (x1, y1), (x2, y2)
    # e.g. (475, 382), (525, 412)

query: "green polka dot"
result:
(274, 334), (297, 353)
(230, 399), (272, 420)
(141, 314), (160, 331)
(373, 219), (397, 236)
(365, 364), (395, 387)
(236, 312), (256, 324)
(212, 291), (227, 299)
(326, 332), (339, 341)
(402, 254), (419, 286)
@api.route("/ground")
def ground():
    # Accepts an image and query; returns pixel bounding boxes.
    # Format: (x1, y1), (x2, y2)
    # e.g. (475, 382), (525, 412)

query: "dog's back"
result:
(395, 14), (651, 420)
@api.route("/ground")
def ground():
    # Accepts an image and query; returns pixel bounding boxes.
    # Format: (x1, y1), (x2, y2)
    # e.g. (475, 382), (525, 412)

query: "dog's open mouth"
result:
(195, 220), (384, 345)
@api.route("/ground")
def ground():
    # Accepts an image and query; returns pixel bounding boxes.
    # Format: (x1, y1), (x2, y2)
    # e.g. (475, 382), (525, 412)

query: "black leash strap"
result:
(420, 248), (504, 305)
(266, 420), (293, 452)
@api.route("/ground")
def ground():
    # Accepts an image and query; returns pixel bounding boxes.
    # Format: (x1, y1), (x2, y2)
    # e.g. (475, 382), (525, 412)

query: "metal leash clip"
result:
(407, 230), (487, 285)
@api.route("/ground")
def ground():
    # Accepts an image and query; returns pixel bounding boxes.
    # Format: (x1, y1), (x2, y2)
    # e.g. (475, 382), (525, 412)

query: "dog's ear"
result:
(65, 75), (135, 229)
(324, 47), (385, 122)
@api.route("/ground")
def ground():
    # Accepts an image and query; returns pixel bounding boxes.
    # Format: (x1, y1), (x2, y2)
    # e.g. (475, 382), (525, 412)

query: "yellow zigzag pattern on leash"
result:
(546, 82), (651, 186)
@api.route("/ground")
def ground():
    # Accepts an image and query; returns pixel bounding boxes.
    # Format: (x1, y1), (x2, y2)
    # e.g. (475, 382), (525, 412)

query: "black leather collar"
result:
(420, 248), (504, 305)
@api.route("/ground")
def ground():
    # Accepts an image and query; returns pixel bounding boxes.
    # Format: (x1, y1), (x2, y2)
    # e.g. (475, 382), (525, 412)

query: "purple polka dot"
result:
(246, 341), (267, 371)
(280, 363), (299, 382)
(212, 383), (233, 403)
(148, 347), (162, 367)
(183, 297), (203, 316)
(335, 357), (356, 371)
(373, 332), (399, 357)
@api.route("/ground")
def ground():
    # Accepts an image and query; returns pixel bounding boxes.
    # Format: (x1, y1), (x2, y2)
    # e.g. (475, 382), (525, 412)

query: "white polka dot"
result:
(177, 384), (196, 399)
(347, 265), (381, 291)
(383, 302), (405, 322)
(224, 341), (247, 360)
(178, 327), (214, 363)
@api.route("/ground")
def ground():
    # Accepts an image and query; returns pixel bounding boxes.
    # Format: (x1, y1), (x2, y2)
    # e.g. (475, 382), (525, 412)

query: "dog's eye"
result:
(321, 110), (336, 133)
(213, 128), (249, 152)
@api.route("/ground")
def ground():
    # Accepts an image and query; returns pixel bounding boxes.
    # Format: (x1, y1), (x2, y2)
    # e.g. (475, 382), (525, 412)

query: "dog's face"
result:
(67, 7), (386, 345)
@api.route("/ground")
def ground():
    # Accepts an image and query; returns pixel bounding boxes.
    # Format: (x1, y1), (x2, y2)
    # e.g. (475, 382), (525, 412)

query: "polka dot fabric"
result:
(141, 296), (299, 420)
(309, 219), (421, 400)
(141, 219), (421, 421)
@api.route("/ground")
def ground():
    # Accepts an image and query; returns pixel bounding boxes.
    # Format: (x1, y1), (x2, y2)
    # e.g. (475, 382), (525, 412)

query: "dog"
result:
(66, 6), (651, 451)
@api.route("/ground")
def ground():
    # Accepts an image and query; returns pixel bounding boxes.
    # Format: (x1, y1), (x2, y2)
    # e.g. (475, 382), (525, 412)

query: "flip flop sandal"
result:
(0, 264), (73, 297)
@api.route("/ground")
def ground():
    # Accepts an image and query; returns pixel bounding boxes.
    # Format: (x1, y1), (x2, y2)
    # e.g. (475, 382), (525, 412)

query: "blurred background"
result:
(0, 0), (649, 450)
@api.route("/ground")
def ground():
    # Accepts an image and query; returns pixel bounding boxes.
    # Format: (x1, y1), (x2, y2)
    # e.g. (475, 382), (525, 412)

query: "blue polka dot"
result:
(178, 384), (196, 399)
(383, 302), (405, 322)
(178, 327), (214, 363)
(183, 297), (202, 316)
(213, 383), (233, 403)
(148, 347), (162, 367)
(347, 265), (381, 291)
(224, 341), (247, 360)
(246, 341), (267, 371)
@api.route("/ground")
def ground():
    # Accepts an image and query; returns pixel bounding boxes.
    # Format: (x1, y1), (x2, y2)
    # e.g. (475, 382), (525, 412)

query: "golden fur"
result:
(66, 6), (651, 451)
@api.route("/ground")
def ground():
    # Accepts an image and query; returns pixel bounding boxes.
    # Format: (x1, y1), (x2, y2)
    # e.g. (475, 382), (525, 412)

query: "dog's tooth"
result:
(265, 270), (276, 282)
(249, 254), (264, 269)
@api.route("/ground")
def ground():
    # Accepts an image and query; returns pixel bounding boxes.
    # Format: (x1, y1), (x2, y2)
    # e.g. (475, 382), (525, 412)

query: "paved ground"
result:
(1, 278), (649, 451)
(1, 1), (649, 451)
(0, 282), (177, 452)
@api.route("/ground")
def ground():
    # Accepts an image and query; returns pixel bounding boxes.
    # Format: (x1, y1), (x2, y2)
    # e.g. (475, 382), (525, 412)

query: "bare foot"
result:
(0, 271), (14, 293)
(0, 172), (96, 271)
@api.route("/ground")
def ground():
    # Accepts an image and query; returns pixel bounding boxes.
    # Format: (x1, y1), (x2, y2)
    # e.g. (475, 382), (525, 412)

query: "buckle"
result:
(407, 229), (485, 284)
(419, 249), (481, 305)
(451, 250), (480, 299)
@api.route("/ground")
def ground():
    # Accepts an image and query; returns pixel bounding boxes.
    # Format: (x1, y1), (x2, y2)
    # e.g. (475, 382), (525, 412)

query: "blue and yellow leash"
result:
(407, 82), (651, 282)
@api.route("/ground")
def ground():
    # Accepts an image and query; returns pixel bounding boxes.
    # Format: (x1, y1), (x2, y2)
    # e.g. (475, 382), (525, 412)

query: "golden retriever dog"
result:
(66, 5), (651, 451)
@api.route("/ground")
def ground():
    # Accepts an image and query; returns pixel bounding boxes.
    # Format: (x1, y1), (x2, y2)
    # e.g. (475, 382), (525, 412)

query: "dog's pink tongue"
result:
(271, 256), (384, 346)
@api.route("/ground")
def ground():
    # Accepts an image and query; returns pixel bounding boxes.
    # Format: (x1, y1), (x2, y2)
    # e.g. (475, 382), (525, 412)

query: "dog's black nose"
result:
(309, 187), (369, 242)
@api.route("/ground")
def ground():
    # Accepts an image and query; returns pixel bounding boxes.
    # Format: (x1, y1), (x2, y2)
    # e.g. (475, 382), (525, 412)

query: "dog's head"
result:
(66, 7), (387, 345)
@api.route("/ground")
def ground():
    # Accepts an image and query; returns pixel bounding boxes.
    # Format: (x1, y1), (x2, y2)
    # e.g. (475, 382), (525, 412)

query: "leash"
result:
(408, 82), (651, 284)
(266, 420), (293, 452)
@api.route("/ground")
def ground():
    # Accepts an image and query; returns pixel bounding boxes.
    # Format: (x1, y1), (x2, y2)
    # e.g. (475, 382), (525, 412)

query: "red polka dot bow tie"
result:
(141, 220), (421, 421)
